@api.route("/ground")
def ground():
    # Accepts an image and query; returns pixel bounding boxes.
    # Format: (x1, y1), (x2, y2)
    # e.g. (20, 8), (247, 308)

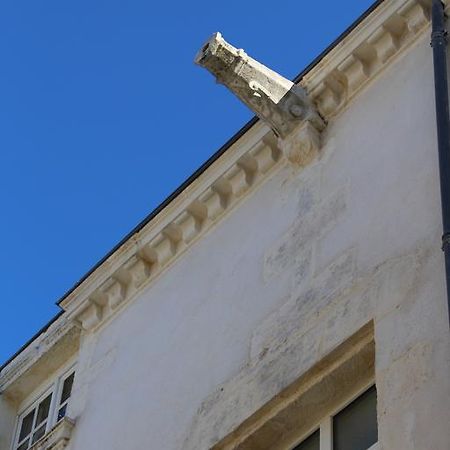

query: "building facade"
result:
(1, 0), (450, 449)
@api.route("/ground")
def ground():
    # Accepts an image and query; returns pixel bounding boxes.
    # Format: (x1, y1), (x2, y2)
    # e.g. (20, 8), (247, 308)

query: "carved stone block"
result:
(278, 122), (321, 167)
(195, 33), (324, 140)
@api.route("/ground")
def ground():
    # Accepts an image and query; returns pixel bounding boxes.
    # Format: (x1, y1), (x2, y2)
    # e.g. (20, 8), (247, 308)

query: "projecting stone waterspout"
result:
(195, 32), (325, 154)
(195, 33), (325, 165)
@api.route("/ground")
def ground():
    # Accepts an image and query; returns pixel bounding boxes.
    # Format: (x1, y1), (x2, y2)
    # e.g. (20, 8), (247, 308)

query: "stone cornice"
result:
(64, 122), (283, 331)
(303, 0), (431, 118)
(0, 318), (78, 394)
(63, 0), (434, 334)
(0, 0), (436, 379)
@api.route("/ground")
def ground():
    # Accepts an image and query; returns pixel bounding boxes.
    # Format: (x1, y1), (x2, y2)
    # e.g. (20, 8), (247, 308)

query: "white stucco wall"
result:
(0, 397), (16, 450)
(63, 31), (450, 450)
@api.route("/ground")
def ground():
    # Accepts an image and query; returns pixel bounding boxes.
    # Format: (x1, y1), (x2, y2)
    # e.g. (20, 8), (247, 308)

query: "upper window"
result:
(292, 386), (378, 450)
(13, 368), (75, 450)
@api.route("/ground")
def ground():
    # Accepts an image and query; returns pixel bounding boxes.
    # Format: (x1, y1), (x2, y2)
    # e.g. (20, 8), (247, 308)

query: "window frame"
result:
(210, 323), (376, 450)
(11, 363), (76, 450)
(12, 387), (54, 450)
(52, 367), (75, 425)
(290, 381), (378, 450)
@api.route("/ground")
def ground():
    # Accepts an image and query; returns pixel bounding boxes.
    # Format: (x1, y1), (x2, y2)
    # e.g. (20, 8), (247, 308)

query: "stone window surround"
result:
(291, 384), (379, 450)
(11, 364), (76, 450)
(27, 418), (74, 450)
(211, 322), (376, 450)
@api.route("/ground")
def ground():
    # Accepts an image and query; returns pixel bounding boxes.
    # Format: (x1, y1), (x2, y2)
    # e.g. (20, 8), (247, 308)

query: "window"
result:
(292, 386), (378, 450)
(12, 368), (75, 450)
(55, 371), (75, 423)
(14, 390), (53, 450)
(292, 429), (320, 450)
(210, 323), (376, 450)
(333, 386), (377, 450)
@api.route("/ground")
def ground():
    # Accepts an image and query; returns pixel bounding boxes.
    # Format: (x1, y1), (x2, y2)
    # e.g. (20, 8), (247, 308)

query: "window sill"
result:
(368, 443), (380, 450)
(29, 418), (75, 450)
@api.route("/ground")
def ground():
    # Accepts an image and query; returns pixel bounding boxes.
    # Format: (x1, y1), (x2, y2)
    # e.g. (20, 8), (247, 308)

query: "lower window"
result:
(293, 386), (378, 450)
(12, 368), (75, 450)
(15, 390), (53, 450)
(210, 323), (376, 450)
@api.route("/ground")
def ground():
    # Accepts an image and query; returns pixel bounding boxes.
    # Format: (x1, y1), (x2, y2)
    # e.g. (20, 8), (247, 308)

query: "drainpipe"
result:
(431, 0), (450, 328)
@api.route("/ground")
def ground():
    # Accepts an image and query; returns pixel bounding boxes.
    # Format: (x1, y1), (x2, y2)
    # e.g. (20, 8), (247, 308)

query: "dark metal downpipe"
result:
(431, 0), (450, 327)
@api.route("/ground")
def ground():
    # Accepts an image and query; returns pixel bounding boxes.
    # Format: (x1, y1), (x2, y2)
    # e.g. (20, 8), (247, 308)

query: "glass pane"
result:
(31, 423), (46, 444)
(17, 438), (29, 450)
(333, 386), (378, 450)
(60, 372), (74, 405)
(292, 430), (320, 450)
(57, 404), (67, 421)
(18, 410), (34, 441)
(35, 393), (52, 426)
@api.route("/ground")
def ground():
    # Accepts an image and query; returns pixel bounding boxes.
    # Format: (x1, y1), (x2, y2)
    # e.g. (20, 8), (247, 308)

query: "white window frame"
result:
(290, 381), (378, 450)
(12, 387), (54, 450)
(51, 367), (75, 426)
(11, 363), (76, 450)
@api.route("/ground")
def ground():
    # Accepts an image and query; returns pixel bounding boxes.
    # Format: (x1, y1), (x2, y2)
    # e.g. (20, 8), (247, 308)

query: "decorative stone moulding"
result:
(0, 320), (78, 393)
(69, 136), (282, 332)
(303, 0), (431, 118)
(60, 0), (434, 335)
(30, 418), (75, 450)
(278, 122), (322, 167)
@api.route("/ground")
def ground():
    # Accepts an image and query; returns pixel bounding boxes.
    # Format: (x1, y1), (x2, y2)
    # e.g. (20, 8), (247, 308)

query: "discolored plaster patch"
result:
(254, 248), (356, 361)
(263, 181), (348, 295)
(184, 246), (430, 450)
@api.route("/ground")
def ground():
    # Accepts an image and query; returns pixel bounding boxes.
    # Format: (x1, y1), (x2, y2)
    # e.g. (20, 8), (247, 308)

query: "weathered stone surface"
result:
(263, 182), (347, 284)
(183, 245), (432, 450)
(195, 32), (324, 139)
(30, 418), (75, 450)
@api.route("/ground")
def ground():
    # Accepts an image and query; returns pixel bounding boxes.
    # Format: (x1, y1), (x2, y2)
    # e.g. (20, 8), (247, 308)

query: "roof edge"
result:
(3, 0), (433, 376)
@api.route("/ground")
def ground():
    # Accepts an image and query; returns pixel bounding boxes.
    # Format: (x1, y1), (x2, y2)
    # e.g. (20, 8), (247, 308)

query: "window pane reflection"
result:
(31, 424), (46, 444)
(17, 439), (29, 450)
(35, 393), (52, 426)
(60, 373), (74, 405)
(292, 430), (320, 450)
(333, 386), (378, 450)
(57, 404), (67, 421)
(18, 411), (34, 442)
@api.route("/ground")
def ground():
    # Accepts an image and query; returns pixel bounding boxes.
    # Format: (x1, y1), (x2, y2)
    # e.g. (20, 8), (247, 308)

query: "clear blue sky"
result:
(0, 0), (375, 365)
